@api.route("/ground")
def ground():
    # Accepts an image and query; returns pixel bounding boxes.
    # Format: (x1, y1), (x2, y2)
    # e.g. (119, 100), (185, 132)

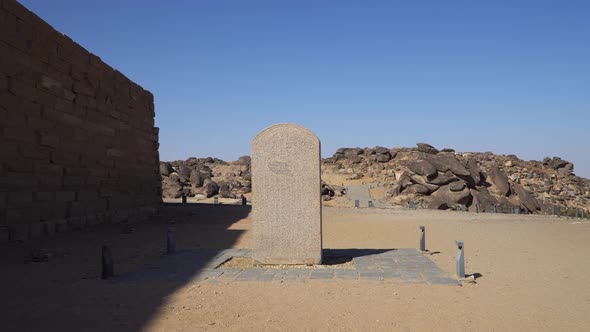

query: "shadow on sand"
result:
(0, 203), (250, 332)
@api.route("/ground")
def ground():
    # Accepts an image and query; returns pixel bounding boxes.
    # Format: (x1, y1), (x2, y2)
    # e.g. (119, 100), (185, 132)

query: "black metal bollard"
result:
(455, 240), (465, 278)
(419, 226), (425, 252)
(181, 194), (187, 205)
(167, 228), (176, 254)
(241, 196), (247, 205)
(101, 245), (114, 279)
(368, 200), (373, 208)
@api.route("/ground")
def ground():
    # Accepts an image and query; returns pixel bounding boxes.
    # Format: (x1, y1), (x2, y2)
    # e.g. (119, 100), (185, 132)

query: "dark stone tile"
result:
(334, 270), (359, 280)
(234, 269), (262, 282)
(360, 271), (385, 281)
(310, 270), (335, 280)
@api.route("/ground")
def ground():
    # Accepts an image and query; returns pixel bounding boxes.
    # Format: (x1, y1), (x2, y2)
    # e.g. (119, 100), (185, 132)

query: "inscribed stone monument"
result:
(252, 123), (322, 264)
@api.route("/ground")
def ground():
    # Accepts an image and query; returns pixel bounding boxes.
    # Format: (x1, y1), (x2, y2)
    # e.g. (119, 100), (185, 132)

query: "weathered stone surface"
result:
(428, 171), (460, 186)
(189, 170), (204, 187)
(487, 166), (511, 196)
(159, 163), (174, 176)
(252, 124), (322, 265)
(449, 181), (466, 192)
(512, 183), (540, 212)
(199, 179), (219, 198)
(162, 143), (590, 215)
(407, 160), (437, 178)
(376, 154), (391, 163)
(466, 159), (483, 185)
(428, 154), (470, 177)
(417, 143), (439, 154)
(469, 188), (497, 212)
(422, 197), (449, 210)
(410, 175), (440, 192)
(0, 1), (160, 239)
(432, 185), (472, 206)
(543, 157), (569, 170)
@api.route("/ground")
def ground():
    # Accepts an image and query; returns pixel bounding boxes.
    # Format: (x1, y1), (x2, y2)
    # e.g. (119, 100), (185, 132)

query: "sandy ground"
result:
(1, 205), (590, 331)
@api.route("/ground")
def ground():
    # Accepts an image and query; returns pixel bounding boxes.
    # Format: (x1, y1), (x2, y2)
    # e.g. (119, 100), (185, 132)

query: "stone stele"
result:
(252, 123), (322, 265)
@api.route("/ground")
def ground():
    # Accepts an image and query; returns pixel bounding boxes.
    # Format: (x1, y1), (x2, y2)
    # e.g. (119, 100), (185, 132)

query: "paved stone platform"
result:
(116, 248), (458, 285)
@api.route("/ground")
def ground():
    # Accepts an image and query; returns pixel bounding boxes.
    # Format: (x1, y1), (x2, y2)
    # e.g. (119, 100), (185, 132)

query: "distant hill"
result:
(160, 143), (589, 215)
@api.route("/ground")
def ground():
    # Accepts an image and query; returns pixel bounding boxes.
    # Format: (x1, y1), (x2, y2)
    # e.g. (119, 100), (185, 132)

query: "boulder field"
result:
(160, 143), (589, 214)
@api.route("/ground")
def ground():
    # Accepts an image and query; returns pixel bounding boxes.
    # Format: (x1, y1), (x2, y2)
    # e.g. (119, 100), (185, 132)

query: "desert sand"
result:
(1, 205), (589, 331)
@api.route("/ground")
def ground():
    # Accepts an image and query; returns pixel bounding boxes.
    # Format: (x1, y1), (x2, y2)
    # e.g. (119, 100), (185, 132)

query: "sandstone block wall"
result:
(0, 0), (161, 241)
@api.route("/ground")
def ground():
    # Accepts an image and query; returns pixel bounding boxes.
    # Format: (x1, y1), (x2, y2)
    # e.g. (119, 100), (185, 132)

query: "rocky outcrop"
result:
(487, 166), (511, 196)
(160, 157), (251, 200)
(320, 143), (589, 214)
(162, 143), (589, 214)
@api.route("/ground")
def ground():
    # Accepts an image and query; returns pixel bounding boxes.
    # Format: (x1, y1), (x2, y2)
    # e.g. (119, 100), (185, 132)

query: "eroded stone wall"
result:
(0, 0), (161, 241)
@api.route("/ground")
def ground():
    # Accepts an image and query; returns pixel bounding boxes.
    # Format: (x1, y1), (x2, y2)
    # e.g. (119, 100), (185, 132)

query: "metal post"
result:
(241, 196), (247, 206)
(492, 204), (497, 214)
(167, 228), (176, 254)
(419, 226), (425, 252)
(101, 245), (114, 279)
(368, 200), (373, 208)
(354, 200), (359, 208)
(475, 203), (480, 214)
(181, 194), (187, 205)
(455, 240), (465, 278)
(214, 197), (218, 205)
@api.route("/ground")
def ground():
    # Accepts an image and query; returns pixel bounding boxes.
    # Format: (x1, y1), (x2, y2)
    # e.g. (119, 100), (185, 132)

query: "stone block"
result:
(35, 163), (63, 176)
(43, 220), (55, 236)
(54, 219), (68, 233)
(4, 110), (27, 127)
(67, 201), (85, 217)
(0, 173), (37, 190)
(40, 133), (60, 148)
(252, 123), (322, 265)
(3, 127), (36, 143)
(8, 191), (33, 207)
(20, 99), (42, 116)
(51, 151), (79, 166)
(35, 191), (54, 201)
(0, 192), (6, 210)
(67, 216), (85, 230)
(73, 80), (95, 96)
(76, 190), (98, 201)
(63, 175), (84, 186)
(29, 222), (45, 238)
(0, 227), (9, 243)
(27, 115), (54, 130)
(0, 141), (20, 159)
(8, 223), (29, 241)
(38, 175), (62, 188)
(4, 158), (34, 173)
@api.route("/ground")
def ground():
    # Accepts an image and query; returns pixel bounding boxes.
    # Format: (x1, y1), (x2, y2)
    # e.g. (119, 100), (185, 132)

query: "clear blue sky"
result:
(21, 0), (590, 177)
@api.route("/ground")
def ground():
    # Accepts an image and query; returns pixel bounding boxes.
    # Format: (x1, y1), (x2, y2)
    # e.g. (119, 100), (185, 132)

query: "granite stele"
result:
(252, 123), (322, 265)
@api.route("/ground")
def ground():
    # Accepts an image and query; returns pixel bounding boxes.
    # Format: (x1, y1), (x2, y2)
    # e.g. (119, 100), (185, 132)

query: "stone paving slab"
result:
(115, 248), (458, 285)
